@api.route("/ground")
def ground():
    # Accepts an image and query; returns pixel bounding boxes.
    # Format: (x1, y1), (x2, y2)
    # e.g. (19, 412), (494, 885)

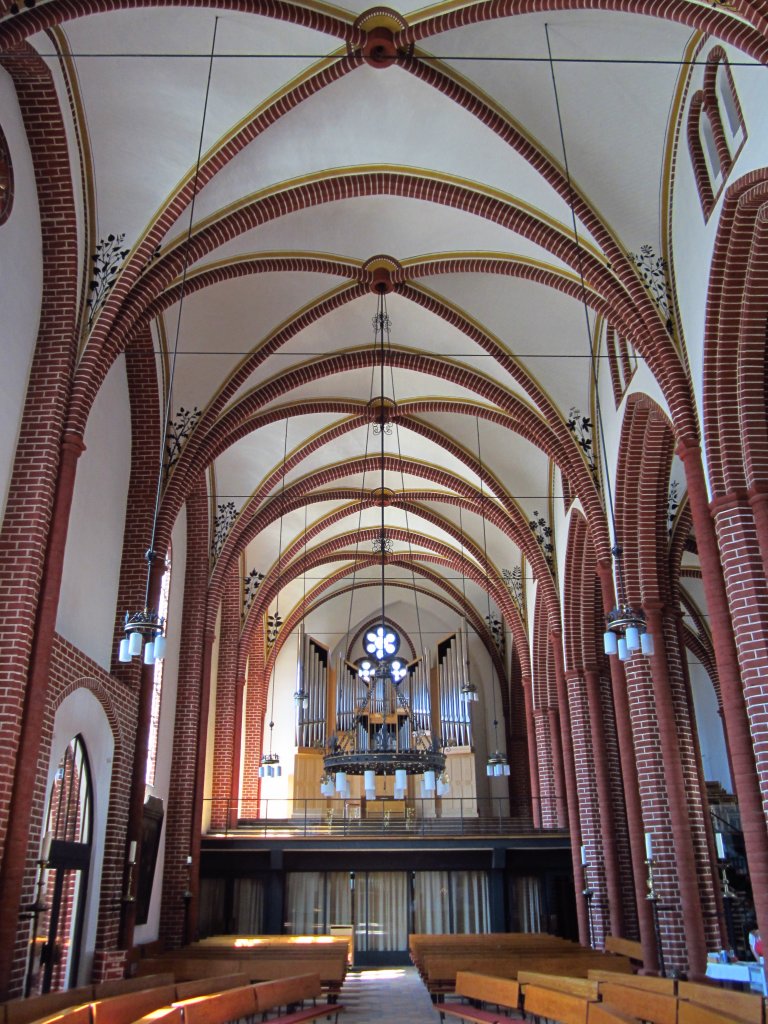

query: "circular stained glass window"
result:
(0, 126), (13, 225)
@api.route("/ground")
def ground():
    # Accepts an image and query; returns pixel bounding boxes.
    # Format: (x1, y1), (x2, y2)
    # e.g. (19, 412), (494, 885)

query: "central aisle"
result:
(338, 966), (442, 1024)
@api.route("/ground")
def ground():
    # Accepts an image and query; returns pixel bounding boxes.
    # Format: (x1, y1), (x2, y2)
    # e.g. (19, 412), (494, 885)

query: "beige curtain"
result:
(510, 875), (542, 931)
(198, 878), (227, 936)
(233, 878), (264, 933)
(285, 872), (323, 934)
(360, 872), (408, 951)
(414, 871), (450, 933)
(451, 870), (490, 933)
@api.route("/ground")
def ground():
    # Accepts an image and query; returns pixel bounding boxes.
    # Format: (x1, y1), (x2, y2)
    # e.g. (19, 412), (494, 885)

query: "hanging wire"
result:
(261, 418), (290, 774)
(121, 19), (219, 663)
(475, 415), (509, 775)
(543, 23), (623, 590)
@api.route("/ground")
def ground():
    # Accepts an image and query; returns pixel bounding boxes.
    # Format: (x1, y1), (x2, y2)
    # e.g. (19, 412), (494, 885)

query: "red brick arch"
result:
(259, 556), (511, 684)
(393, 1), (768, 63)
(703, 170), (768, 497)
(207, 447), (556, 629)
(163, 350), (608, 561)
(69, 169), (692, 443)
(244, 531), (528, 673)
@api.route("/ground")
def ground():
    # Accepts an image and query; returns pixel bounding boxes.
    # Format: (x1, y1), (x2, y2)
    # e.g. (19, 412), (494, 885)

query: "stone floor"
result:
(337, 966), (442, 1024)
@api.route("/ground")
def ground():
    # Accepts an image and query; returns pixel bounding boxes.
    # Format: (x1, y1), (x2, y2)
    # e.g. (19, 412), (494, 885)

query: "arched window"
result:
(146, 549), (171, 786)
(605, 323), (637, 407)
(28, 737), (93, 995)
(687, 48), (747, 219)
(0, 125), (13, 225)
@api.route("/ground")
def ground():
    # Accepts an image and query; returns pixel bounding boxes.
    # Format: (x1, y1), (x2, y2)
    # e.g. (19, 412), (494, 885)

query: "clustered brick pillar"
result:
(210, 568), (243, 831)
(533, 708), (558, 827)
(521, 674), (541, 826)
(710, 490), (768, 952)
(241, 634), (268, 818)
(159, 481), (210, 949)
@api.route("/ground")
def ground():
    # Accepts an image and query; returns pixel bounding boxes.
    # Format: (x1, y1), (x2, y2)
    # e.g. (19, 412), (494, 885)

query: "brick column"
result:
(566, 669), (610, 947)
(643, 600), (713, 975)
(709, 487), (768, 959)
(550, 630), (588, 946)
(159, 482), (209, 949)
(533, 708), (557, 828)
(597, 560), (658, 971)
(521, 674), (541, 827)
(0, 434), (85, 996)
(584, 668), (625, 938)
(210, 569), (242, 831)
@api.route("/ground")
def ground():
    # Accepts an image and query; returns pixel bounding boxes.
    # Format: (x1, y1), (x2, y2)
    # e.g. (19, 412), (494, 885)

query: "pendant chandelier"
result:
(320, 287), (446, 800)
(545, 28), (653, 665)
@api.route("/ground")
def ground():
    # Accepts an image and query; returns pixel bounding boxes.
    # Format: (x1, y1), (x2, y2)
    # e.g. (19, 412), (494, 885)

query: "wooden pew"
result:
(439, 972), (521, 1024)
(597, 981), (677, 1024)
(517, 972), (599, 1001)
(93, 977), (176, 1001)
(90, 985), (178, 1024)
(678, 1006), (763, 1024)
(421, 952), (633, 995)
(603, 938), (644, 967)
(587, 970), (676, 995)
(522, 985), (593, 1024)
(677, 981), (764, 1024)
(587, 1006), (640, 1024)
(253, 974), (344, 1023)
(174, 977), (251, 1001)
(138, 957), (346, 997)
(174, 986), (257, 1024)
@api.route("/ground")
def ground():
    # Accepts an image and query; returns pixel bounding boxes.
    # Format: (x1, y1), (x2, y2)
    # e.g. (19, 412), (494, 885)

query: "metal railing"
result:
(203, 797), (564, 839)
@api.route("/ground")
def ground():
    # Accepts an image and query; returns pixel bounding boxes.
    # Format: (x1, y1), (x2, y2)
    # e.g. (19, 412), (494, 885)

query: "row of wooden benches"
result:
(443, 969), (765, 1024)
(4, 973), (342, 1024)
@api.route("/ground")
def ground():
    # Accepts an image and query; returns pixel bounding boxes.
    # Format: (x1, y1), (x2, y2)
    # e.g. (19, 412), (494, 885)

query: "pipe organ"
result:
(295, 633), (328, 749)
(437, 632), (473, 748)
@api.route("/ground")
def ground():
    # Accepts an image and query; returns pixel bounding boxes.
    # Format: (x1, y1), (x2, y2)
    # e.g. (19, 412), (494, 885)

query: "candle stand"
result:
(22, 853), (51, 996)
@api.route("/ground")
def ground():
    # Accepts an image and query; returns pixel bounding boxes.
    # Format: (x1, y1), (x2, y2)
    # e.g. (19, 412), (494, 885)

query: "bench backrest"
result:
(91, 985), (178, 1024)
(132, 1010), (183, 1024)
(175, 986), (257, 1024)
(678, 1003), (760, 1024)
(424, 953), (632, 984)
(517, 972), (599, 1000)
(23, 1005), (93, 1024)
(174, 976), (251, 1001)
(4, 989), (93, 1024)
(253, 974), (322, 1013)
(603, 937), (644, 964)
(677, 981), (764, 1024)
(93, 976), (176, 1000)
(523, 985), (590, 1024)
(587, 970), (675, 995)
(454, 972), (520, 1008)
(599, 982), (677, 1024)
(587, 1005), (641, 1024)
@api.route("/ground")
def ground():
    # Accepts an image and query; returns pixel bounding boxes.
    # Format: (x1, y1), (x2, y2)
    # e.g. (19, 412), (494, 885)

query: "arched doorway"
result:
(28, 735), (93, 994)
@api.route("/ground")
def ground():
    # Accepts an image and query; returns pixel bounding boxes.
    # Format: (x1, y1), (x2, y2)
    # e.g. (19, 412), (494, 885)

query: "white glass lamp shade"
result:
(486, 762), (493, 777)
(128, 630), (143, 657)
(258, 765), (265, 778)
(603, 630), (618, 656)
(437, 777), (449, 797)
(423, 770), (436, 792)
(335, 771), (347, 793)
(364, 770), (376, 793)
(276, 764), (282, 777)
(143, 640), (155, 665)
(641, 631), (655, 656)
(503, 762), (511, 777)
(365, 789), (376, 801)
(153, 634), (167, 660)
(617, 636), (629, 661)
(118, 637), (131, 663)
(395, 769), (407, 793)
(625, 624), (640, 651)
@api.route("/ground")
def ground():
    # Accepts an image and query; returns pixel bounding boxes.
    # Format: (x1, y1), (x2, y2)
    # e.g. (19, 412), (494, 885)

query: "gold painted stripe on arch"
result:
(162, 163), (609, 263)
(46, 26), (97, 354)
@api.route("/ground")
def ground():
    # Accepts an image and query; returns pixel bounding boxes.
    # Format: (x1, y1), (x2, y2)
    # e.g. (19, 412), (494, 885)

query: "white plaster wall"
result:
(670, 45), (768, 472)
(46, 688), (115, 986)
(57, 356), (131, 670)
(688, 654), (732, 792)
(0, 68), (43, 524)
(135, 506), (186, 944)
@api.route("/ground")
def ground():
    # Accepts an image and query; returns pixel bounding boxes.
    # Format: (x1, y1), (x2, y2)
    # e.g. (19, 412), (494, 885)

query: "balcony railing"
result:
(203, 797), (566, 840)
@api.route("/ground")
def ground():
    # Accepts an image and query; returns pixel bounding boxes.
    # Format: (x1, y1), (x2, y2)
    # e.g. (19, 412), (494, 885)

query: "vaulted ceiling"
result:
(13, 0), (749, 675)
